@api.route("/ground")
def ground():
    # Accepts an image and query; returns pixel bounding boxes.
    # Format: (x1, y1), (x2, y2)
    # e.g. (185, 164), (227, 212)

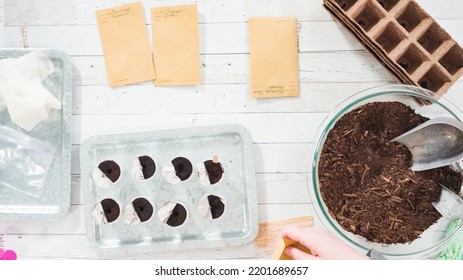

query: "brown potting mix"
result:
(319, 102), (462, 244)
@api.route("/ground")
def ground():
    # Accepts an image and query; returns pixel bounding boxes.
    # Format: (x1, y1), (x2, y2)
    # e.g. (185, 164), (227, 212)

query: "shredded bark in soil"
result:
(319, 102), (462, 244)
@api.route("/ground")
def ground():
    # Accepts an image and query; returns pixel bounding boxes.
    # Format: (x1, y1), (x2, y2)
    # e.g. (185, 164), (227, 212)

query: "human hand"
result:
(281, 226), (369, 260)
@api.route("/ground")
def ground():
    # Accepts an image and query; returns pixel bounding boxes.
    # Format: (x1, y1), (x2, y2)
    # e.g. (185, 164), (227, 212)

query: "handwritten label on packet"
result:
(152, 7), (194, 20)
(98, 7), (132, 22)
(151, 4), (201, 86)
(254, 216), (313, 255)
(96, 2), (155, 87)
(248, 17), (300, 98)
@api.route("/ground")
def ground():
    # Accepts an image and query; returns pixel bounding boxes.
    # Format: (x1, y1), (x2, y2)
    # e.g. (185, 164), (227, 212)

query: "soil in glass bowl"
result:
(319, 101), (462, 244)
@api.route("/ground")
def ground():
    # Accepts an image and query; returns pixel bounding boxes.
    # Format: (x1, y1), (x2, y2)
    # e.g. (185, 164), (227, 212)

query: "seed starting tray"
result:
(0, 49), (72, 221)
(324, 0), (463, 96)
(80, 125), (258, 257)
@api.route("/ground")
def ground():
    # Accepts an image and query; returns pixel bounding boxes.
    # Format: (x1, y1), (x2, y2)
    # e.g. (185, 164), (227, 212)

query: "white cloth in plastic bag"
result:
(0, 51), (61, 131)
(0, 125), (56, 197)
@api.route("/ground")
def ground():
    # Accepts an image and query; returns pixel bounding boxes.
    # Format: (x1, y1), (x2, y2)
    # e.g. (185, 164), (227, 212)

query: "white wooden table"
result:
(0, 0), (462, 259)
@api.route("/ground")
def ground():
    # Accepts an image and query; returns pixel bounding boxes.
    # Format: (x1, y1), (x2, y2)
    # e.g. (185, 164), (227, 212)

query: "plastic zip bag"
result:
(0, 125), (56, 198)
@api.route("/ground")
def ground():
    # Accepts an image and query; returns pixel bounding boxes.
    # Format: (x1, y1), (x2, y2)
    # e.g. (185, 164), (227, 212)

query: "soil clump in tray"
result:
(319, 101), (462, 244)
(204, 160), (224, 184)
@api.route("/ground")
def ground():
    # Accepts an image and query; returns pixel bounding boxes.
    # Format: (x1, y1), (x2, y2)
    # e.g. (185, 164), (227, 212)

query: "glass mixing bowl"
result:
(309, 85), (463, 259)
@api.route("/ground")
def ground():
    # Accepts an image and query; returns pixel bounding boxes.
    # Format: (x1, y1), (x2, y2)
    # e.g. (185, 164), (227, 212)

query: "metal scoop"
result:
(432, 184), (463, 220)
(392, 117), (463, 171)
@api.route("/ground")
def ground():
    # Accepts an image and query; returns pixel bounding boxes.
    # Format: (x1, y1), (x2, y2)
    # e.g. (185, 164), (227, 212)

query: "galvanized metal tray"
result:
(80, 125), (258, 257)
(0, 49), (72, 221)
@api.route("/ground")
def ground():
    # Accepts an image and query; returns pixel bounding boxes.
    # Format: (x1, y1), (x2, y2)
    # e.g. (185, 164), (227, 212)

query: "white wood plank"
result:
(256, 173), (311, 204)
(4, 22), (363, 55)
(72, 52), (395, 86)
(70, 113), (326, 144)
(72, 51), (395, 86)
(5, 236), (258, 260)
(417, 0), (463, 21)
(4, 0), (77, 26)
(73, 82), (395, 115)
(7, 234), (99, 260)
(247, 0), (463, 22)
(71, 143), (313, 174)
(4, 0), (248, 26)
(0, 205), (85, 235)
(71, 173), (312, 205)
(4, 0), (463, 26)
(6, 204), (318, 259)
(2, 0), (338, 26)
(72, 82), (463, 115)
(443, 84), (463, 106)
(253, 143), (312, 173)
(5, 21), (463, 55)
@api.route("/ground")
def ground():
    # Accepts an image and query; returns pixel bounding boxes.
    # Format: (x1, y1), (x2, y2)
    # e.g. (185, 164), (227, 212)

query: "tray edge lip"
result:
(80, 124), (259, 257)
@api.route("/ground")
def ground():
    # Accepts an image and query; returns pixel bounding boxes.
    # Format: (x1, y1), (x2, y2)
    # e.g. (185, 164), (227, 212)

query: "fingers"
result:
(281, 226), (369, 260)
(281, 226), (321, 249)
(284, 247), (319, 260)
(281, 226), (339, 258)
(280, 225), (304, 240)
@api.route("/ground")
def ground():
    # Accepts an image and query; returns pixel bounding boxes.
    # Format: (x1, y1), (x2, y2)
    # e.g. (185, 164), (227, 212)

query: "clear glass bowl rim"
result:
(308, 84), (463, 258)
